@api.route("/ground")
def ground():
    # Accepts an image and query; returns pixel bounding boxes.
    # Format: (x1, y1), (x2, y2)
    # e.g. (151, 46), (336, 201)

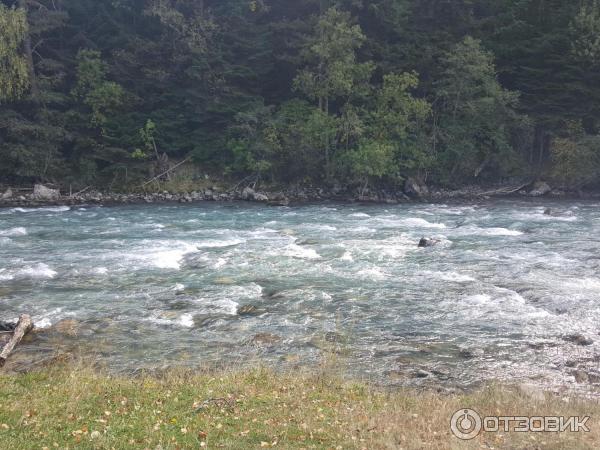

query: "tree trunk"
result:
(0, 314), (33, 368)
(18, 0), (40, 103)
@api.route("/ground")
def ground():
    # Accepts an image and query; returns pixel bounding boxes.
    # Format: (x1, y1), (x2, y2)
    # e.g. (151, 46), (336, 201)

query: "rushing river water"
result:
(1, 200), (599, 389)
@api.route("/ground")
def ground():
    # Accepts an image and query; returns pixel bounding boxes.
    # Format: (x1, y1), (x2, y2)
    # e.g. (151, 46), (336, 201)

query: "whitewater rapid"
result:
(0, 200), (599, 389)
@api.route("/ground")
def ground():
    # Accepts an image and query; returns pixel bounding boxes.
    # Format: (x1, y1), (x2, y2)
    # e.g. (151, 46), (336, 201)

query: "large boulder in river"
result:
(404, 177), (429, 198)
(529, 181), (551, 197)
(33, 184), (60, 201)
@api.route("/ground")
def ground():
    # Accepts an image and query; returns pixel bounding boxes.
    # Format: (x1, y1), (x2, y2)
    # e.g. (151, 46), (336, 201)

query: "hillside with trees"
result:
(1, 0), (599, 192)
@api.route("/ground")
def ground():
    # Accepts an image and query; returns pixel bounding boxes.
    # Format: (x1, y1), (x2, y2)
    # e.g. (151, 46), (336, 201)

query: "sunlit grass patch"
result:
(0, 363), (598, 449)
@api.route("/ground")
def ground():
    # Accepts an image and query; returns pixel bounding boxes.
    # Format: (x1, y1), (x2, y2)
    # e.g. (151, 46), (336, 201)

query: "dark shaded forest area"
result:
(1, 0), (599, 191)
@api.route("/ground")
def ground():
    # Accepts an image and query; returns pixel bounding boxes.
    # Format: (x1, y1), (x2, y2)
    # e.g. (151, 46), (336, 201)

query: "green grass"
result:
(0, 363), (599, 449)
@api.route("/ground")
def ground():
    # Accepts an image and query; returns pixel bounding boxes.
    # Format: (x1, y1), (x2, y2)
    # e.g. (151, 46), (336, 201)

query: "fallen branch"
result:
(231, 174), (258, 193)
(478, 181), (532, 197)
(140, 156), (192, 188)
(71, 186), (91, 197)
(0, 314), (33, 368)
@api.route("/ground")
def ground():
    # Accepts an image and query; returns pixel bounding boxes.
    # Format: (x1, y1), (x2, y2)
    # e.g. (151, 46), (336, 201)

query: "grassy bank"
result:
(0, 365), (598, 449)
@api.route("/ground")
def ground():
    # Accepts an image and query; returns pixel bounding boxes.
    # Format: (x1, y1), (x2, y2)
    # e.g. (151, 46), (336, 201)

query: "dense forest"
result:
(1, 0), (599, 192)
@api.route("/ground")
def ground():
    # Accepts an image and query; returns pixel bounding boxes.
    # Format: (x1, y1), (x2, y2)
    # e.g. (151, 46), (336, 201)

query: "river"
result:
(0, 200), (598, 389)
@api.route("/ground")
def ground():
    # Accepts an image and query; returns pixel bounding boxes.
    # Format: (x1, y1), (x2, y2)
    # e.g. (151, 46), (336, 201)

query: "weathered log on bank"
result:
(0, 314), (33, 368)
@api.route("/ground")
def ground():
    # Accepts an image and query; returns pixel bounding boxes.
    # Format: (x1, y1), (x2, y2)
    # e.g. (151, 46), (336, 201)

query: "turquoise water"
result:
(0, 201), (599, 387)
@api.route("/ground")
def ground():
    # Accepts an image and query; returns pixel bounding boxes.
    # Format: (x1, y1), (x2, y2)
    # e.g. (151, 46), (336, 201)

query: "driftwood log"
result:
(0, 314), (33, 368)
(478, 181), (532, 197)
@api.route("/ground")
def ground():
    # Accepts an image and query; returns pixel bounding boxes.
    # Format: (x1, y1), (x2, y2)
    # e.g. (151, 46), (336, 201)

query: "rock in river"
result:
(563, 334), (594, 346)
(33, 184), (60, 201)
(237, 305), (260, 316)
(418, 238), (439, 248)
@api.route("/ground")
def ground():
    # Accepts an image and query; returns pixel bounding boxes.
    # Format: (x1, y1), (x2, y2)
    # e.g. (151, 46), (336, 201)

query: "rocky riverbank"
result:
(1, 179), (597, 209)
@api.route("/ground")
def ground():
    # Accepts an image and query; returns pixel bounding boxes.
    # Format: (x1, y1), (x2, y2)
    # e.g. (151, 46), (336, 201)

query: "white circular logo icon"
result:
(451, 409), (482, 440)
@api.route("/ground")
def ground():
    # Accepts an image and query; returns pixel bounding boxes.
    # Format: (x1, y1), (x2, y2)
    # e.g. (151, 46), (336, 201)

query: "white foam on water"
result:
(213, 258), (227, 269)
(10, 206), (70, 213)
(511, 210), (578, 222)
(437, 271), (476, 283)
(136, 242), (198, 270)
(214, 298), (240, 315)
(462, 294), (493, 306)
(146, 312), (192, 328)
(35, 318), (53, 329)
(0, 227), (27, 236)
(94, 267), (109, 275)
(321, 292), (333, 301)
(151, 249), (189, 269)
(562, 278), (600, 292)
(340, 251), (354, 261)
(399, 217), (447, 229)
(196, 239), (243, 248)
(460, 226), (523, 236)
(438, 206), (477, 215)
(301, 224), (337, 231)
(33, 308), (72, 329)
(351, 226), (376, 233)
(178, 313), (194, 328)
(454, 289), (553, 323)
(14, 263), (57, 279)
(172, 283), (185, 292)
(480, 227), (523, 236)
(0, 237), (11, 247)
(0, 268), (13, 281)
(350, 212), (371, 218)
(284, 243), (321, 259)
(357, 267), (386, 281)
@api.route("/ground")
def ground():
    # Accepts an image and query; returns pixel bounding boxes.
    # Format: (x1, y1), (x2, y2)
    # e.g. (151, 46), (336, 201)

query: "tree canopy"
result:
(0, 0), (598, 189)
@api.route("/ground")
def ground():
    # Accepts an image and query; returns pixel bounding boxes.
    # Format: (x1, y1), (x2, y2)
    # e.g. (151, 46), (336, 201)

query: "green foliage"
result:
(294, 7), (374, 109)
(570, 0), (600, 66)
(0, 0), (599, 189)
(0, 5), (29, 101)
(371, 72), (431, 171)
(434, 37), (525, 182)
(227, 103), (278, 178)
(72, 50), (124, 129)
(345, 140), (396, 182)
(132, 119), (159, 160)
(551, 122), (600, 188)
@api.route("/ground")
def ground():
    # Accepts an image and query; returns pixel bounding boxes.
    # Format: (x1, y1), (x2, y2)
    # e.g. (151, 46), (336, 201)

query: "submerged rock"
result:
(563, 334), (594, 346)
(412, 369), (432, 379)
(249, 333), (281, 346)
(0, 321), (17, 332)
(268, 198), (290, 207)
(53, 319), (81, 337)
(572, 369), (589, 384)
(237, 305), (260, 316)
